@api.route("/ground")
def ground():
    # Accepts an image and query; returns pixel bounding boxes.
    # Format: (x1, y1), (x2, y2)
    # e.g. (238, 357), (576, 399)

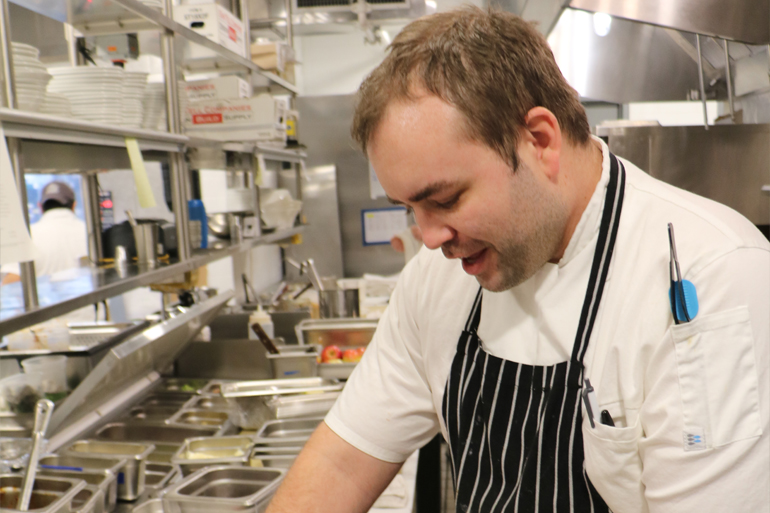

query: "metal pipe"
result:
(170, 154), (192, 261)
(723, 38), (735, 122)
(284, 0), (293, 48)
(82, 174), (104, 263)
(696, 34), (709, 130)
(159, 2), (192, 261)
(0, 0), (16, 108)
(239, 0), (251, 60)
(8, 138), (39, 308)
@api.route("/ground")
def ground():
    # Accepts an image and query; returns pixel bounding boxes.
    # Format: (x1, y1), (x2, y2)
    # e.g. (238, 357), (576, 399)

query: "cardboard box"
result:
(184, 76), (252, 102)
(250, 41), (294, 72)
(174, 4), (246, 59)
(184, 94), (287, 142)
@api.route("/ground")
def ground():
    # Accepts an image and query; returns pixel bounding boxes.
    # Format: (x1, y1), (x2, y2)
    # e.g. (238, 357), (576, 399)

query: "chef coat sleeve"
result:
(325, 254), (440, 463)
(639, 246), (770, 512)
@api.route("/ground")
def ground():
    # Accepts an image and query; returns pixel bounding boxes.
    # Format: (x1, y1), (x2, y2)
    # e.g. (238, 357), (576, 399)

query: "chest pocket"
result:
(670, 306), (762, 449)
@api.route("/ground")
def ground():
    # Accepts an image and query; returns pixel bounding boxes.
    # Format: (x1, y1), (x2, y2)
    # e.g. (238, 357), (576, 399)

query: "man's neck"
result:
(551, 138), (604, 261)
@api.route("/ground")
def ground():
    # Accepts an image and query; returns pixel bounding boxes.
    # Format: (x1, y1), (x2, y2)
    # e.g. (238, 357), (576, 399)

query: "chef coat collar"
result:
(556, 135), (612, 268)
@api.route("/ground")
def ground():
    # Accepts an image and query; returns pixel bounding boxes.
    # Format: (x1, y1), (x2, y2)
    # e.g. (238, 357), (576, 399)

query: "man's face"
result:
(368, 95), (569, 292)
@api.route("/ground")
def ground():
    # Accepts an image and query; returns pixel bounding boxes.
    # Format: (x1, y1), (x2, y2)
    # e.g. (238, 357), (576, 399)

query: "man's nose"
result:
(414, 210), (455, 250)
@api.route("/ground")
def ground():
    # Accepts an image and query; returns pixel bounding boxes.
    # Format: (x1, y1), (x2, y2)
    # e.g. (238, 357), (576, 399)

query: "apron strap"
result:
(465, 287), (483, 332)
(571, 153), (626, 365)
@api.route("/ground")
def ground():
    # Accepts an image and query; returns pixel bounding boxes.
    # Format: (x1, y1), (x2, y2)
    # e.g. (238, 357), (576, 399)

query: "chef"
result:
(1, 180), (88, 285)
(267, 7), (770, 513)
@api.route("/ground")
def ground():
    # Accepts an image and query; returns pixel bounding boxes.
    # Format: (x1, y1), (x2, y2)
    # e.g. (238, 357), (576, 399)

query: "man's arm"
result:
(266, 421), (403, 513)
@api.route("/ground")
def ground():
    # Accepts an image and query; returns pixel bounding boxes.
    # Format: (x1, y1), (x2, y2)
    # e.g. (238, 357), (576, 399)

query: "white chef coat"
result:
(326, 137), (770, 512)
(1, 208), (88, 278)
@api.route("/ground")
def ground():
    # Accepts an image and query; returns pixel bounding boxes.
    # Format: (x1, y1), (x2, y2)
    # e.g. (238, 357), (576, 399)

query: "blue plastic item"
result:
(669, 279), (699, 323)
(188, 199), (208, 249)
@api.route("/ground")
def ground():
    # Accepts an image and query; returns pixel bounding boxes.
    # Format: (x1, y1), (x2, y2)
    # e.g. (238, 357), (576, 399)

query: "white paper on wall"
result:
(0, 123), (35, 266)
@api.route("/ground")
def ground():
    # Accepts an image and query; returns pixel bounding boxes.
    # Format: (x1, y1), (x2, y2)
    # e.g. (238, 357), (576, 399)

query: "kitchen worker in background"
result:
(1, 181), (88, 285)
(268, 7), (769, 513)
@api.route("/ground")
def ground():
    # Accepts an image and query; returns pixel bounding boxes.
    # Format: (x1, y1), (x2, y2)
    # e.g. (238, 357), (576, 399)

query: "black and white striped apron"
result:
(441, 153), (626, 513)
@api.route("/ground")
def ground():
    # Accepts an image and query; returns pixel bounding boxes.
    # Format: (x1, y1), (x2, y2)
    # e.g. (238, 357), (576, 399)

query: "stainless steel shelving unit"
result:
(0, 226), (303, 336)
(0, 0), (307, 337)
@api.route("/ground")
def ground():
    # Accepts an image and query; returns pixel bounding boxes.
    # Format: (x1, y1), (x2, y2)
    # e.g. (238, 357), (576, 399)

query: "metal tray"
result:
(144, 462), (177, 494)
(0, 321), (149, 357)
(183, 395), (229, 410)
(131, 498), (165, 513)
(294, 318), (378, 348)
(38, 467), (117, 513)
(248, 451), (297, 469)
(255, 418), (323, 440)
(123, 405), (180, 423)
(220, 378), (343, 399)
(163, 465), (284, 513)
(70, 485), (104, 513)
(38, 453), (125, 510)
(167, 409), (230, 428)
(156, 379), (210, 395)
(0, 473), (86, 513)
(266, 392), (340, 420)
(95, 423), (221, 444)
(171, 436), (254, 477)
(318, 362), (358, 380)
(62, 440), (155, 502)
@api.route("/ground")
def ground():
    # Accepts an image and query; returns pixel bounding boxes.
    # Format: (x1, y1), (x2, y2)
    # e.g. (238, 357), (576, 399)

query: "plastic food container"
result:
(21, 355), (68, 398)
(0, 372), (44, 414)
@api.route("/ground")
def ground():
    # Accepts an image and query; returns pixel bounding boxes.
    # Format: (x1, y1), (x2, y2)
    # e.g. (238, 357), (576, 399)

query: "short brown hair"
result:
(352, 6), (591, 170)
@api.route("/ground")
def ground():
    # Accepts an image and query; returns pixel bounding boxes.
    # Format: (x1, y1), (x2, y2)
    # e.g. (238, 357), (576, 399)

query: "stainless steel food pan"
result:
(63, 440), (155, 502)
(163, 466), (284, 513)
(255, 418), (323, 440)
(220, 378), (342, 399)
(251, 437), (308, 450)
(294, 318), (378, 348)
(123, 406), (180, 423)
(157, 379), (210, 395)
(95, 423), (220, 444)
(70, 485), (105, 513)
(167, 409), (230, 428)
(38, 454), (124, 512)
(171, 436), (253, 477)
(144, 462), (177, 495)
(183, 395), (229, 410)
(221, 378), (342, 430)
(248, 447), (298, 470)
(266, 391), (340, 420)
(38, 467), (117, 513)
(0, 473), (86, 513)
(131, 498), (165, 513)
(266, 347), (319, 379)
(318, 362), (358, 380)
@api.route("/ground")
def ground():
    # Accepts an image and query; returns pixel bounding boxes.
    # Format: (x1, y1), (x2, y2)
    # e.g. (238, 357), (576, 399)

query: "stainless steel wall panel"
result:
(599, 124), (770, 226)
(295, 95), (406, 278)
(569, 0), (770, 45)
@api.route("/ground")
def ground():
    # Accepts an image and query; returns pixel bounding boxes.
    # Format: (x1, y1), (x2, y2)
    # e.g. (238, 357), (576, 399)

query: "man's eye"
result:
(435, 194), (460, 209)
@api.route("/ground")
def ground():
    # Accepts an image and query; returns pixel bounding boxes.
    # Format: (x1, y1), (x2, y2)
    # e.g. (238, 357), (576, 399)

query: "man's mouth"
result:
(461, 248), (488, 275)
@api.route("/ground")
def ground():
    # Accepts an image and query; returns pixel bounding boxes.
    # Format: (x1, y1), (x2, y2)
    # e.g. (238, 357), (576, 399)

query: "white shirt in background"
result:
(1, 208), (88, 277)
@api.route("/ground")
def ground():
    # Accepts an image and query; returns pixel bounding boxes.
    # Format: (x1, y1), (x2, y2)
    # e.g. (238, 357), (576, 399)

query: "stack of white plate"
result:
(39, 93), (72, 117)
(142, 82), (167, 131)
(11, 42), (51, 112)
(48, 66), (124, 125)
(123, 72), (148, 129)
(140, 0), (163, 9)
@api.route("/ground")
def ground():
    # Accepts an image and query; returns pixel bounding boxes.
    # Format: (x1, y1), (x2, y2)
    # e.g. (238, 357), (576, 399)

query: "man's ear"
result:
(520, 106), (562, 181)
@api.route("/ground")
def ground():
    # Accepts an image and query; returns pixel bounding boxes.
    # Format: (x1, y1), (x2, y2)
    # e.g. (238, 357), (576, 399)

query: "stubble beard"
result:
(478, 165), (570, 292)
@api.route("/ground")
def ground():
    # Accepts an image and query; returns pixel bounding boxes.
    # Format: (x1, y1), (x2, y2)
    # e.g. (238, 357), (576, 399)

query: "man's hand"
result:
(267, 421), (403, 513)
